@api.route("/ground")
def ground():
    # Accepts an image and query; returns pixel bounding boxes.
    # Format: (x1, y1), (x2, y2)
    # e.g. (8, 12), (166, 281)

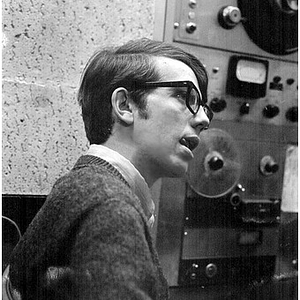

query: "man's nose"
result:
(190, 106), (210, 132)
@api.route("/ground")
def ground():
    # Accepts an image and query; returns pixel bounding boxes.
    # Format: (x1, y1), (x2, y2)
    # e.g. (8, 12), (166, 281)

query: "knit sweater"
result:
(9, 155), (169, 300)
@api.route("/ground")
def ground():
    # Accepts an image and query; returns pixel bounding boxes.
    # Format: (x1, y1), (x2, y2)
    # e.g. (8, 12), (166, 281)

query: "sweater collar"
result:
(86, 145), (155, 227)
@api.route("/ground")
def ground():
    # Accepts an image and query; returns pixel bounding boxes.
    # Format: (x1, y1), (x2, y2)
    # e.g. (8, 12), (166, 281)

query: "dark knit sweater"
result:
(9, 155), (169, 300)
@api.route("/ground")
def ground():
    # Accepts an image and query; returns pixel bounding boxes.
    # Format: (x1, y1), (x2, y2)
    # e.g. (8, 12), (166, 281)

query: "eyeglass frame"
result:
(132, 80), (213, 121)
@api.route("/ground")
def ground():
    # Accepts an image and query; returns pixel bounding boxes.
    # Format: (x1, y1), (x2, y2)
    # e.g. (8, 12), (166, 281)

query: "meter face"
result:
(226, 55), (269, 98)
(236, 59), (267, 84)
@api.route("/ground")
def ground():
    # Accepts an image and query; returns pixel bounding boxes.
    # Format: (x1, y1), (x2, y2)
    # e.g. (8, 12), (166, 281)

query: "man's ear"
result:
(111, 87), (134, 125)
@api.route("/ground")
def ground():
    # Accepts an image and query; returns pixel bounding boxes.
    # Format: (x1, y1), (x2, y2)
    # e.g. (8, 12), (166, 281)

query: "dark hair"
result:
(78, 38), (208, 144)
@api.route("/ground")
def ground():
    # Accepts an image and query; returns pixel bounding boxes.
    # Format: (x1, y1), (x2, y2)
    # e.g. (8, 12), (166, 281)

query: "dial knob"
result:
(206, 263), (217, 278)
(260, 156), (279, 176)
(208, 156), (224, 171)
(186, 22), (197, 33)
(286, 106), (298, 122)
(230, 193), (242, 206)
(210, 97), (227, 113)
(218, 6), (242, 29)
(263, 104), (280, 118)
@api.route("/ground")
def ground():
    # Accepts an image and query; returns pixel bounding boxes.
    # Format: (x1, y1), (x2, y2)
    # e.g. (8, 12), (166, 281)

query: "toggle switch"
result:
(240, 102), (250, 115)
(188, 263), (198, 281)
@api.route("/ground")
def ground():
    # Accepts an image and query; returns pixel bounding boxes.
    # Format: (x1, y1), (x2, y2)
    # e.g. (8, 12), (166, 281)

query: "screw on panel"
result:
(174, 22), (179, 29)
(189, 0), (197, 9)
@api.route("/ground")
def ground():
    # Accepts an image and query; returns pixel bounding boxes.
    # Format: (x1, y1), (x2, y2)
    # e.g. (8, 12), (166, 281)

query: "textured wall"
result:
(3, 0), (155, 194)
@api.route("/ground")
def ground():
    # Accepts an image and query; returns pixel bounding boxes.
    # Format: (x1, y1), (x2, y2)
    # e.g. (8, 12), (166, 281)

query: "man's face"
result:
(131, 57), (210, 184)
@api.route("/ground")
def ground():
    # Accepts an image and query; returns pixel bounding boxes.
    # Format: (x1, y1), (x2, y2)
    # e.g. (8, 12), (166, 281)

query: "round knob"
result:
(263, 104), (280, 118)
(206, 263), (217, 278)
(210, 97), (227, 113)
(208, 156), (224, 171)
(260, 156), (279, 176)
(240, 102), (250, 115)
(230, 193), (242, 206)
(186, 22), (197, 33)
(286, 106), (298, 122)
(218, 6), (242, 29)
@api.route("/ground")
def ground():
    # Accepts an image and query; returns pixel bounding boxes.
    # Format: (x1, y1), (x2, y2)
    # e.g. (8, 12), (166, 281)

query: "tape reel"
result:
(187, 128), (242, 198)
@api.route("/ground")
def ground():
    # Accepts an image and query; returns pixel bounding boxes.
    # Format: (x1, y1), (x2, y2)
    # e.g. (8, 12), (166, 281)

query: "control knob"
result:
(230, 193), (242, 206)
(260, 156), (279, 176)
(210, 97), (227, 113)
(285, 106), (298, 122)
(263, 104), (280, 118)
(186, 22), (197, 33)
(206, 263), (217, 278)
(218, 6), (242, 29)
(208, 156), (224, 171)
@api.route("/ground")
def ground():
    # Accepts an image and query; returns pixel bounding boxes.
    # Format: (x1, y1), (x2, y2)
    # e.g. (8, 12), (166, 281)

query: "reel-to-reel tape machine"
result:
(154, 0), (297, 289)
(178, 124), (283, 286)
(155, 121), (285, 286)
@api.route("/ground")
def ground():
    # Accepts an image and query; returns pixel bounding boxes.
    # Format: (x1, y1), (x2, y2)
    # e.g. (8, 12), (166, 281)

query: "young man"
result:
(8, 38), (212, 299)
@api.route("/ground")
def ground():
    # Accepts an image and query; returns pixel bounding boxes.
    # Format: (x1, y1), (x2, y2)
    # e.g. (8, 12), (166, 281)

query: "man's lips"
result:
(179, 136), (200, 152)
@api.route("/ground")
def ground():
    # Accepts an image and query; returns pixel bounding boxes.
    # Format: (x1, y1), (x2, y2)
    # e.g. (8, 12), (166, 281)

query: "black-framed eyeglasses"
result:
(133, 81), (213, 121)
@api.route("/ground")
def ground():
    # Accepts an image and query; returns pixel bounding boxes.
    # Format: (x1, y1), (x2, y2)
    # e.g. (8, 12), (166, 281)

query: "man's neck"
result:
(103, 139), (157, 187)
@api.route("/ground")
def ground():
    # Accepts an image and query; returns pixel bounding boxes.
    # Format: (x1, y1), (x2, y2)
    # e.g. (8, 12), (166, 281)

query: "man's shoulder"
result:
(47, 155), (135, 210)
(41, 154), (145, 227)
(54, 155), (129, 188)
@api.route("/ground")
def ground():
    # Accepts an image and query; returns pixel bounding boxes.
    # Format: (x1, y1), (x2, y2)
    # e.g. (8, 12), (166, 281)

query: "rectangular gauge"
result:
(226, 56), (269, 98)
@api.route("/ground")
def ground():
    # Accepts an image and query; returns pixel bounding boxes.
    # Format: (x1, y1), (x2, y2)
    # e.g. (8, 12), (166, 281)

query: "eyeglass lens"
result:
(189, 86), (213, 121)
(188, 87), (199, 113)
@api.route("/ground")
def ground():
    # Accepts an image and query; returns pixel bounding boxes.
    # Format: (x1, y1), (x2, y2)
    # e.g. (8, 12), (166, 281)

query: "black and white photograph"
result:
(2, 1), (298, 299)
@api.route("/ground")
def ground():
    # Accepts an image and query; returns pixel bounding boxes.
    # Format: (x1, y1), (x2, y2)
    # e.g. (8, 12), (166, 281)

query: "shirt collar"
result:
(86, 144), (155, 227)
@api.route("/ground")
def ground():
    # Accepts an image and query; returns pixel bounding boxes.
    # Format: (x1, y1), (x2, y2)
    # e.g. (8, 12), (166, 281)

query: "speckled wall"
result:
(3, 0), (155, 194)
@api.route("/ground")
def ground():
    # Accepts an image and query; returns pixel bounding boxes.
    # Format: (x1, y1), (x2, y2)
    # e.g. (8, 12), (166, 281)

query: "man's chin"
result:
(166, 162), (189, 178)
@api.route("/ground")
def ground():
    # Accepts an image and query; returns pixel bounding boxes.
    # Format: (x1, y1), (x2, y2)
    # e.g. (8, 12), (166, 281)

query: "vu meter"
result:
(236, 59), (267, 84)
(226, 56), (269, 98)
